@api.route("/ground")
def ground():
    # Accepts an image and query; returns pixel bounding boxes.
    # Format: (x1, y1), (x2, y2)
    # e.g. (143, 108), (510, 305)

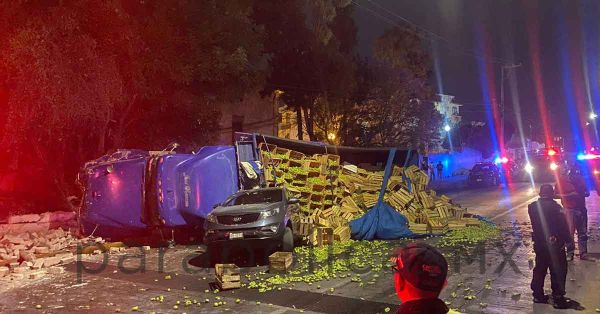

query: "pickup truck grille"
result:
(217, 213), (260, 225)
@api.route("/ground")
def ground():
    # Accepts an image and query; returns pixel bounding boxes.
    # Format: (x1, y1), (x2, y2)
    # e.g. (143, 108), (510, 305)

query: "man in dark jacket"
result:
(393, 242), (452, 314)
(436, 162), (444, 179)
(528, 184), (573, 309)
(566, 168), (589, 260)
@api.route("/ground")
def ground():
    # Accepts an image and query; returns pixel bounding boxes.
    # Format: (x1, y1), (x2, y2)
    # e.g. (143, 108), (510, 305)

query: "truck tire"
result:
(282, 227), (294, 252)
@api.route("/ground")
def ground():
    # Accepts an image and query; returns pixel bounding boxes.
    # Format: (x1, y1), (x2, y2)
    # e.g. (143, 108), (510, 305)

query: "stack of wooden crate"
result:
(259, 144), (477, 239)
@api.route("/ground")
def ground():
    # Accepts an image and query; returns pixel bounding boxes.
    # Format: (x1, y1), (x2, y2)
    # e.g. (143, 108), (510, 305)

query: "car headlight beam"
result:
(524, 163), (534, 174)
(549, 162), (558, 171)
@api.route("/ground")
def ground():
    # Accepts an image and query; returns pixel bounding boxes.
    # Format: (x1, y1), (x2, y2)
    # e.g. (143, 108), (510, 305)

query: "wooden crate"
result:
(258, 143), (277, 153)
(297, 217), (314, 236)
(452, 207), (466, 220)
(392, 166), (405, 176)
(308, 202), (322, 212)
(309, 183), (327, 193)
(289, 159), (303, 167)
(269, 252), (293, 273)
(310, 227), (334, 246)
(215, 264), (240, 290)
(217, 278), (241, 290)
(215, 263), (239, 278)
(409, 223), (429, 234)
(418, 191), (434, 209)
(303, 159), (321, 169)
(289, 150), (305, 161)
(273, 147), (291, 160)
(333, 226), (351, 242)
(316, 216), (331, 228)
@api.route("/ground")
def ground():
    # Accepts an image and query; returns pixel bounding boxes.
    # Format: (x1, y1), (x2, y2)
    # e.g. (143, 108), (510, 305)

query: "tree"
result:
(253, 0), (354, 141)
(0, 0), (267, 211)
(453, 124), (494, 158)
(339, 26), (442, 149)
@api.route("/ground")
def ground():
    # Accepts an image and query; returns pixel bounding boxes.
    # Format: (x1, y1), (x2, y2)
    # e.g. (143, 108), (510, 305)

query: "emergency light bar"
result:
(494, 157), (509, 164)
(577, 153), (600, 160)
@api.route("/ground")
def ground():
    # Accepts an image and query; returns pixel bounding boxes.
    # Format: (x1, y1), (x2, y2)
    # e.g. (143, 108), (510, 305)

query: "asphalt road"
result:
(447, 182), (539, 221)
(443, 181), (600, 314)
(1, 182), (599, 314)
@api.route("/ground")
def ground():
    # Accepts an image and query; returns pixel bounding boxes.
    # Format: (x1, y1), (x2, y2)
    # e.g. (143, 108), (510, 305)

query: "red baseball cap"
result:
(394, 242), (448, 292)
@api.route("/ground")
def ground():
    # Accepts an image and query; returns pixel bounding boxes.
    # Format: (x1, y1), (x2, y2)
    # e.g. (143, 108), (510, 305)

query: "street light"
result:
(444, 124), (451, 132)
(590, 112), (598, 120)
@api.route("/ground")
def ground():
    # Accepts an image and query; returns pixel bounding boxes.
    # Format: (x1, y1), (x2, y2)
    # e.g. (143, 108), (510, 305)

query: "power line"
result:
(352, 0), (511, 64)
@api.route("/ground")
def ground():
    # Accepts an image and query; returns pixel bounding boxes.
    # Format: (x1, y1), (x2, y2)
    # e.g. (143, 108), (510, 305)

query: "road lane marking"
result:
(490, 196), (538, 221)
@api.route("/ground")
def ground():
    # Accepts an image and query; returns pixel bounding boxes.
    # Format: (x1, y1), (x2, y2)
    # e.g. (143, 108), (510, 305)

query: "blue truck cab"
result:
(79, 146), (241, 239)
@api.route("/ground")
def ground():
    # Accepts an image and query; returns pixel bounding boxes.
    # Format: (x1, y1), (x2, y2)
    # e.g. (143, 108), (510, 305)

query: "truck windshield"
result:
(225, 190), (282, 206)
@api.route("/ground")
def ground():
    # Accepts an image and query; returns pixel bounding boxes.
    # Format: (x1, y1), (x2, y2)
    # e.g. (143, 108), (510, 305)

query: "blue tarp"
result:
(349, 149), (414, 240)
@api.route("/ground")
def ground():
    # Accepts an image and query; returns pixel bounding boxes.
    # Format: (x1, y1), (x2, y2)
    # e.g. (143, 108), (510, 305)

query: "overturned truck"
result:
(77, 134), (420, 240)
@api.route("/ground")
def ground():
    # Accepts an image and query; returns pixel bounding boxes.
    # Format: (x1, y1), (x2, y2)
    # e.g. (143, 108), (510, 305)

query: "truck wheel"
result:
(282, 227), (294, 252)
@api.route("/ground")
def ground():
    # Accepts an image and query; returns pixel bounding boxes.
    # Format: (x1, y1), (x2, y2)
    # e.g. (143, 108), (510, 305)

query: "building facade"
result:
(434, 94), (462, 128)
(216, 92), (280, 144)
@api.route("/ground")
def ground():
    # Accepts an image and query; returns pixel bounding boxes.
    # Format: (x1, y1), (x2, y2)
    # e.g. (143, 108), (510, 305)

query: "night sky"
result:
(353, 0), (600, 144)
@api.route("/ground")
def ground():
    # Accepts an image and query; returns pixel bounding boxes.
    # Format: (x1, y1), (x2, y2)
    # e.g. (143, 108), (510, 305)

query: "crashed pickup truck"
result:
(77, 133), (420, 240)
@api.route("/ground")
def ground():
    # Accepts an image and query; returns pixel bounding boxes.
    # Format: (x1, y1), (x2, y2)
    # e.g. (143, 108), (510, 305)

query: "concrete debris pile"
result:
(0, 228), (76, 280)
(260, 144), (480, 241)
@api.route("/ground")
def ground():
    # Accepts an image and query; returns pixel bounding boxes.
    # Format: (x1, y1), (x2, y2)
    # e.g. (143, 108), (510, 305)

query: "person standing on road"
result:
(555, 167), (590, 260)
(528, 184), (573, 309)
(436, 161), (444, 180)
(392, 242), (457, 314)
(429, 162), (435, 180)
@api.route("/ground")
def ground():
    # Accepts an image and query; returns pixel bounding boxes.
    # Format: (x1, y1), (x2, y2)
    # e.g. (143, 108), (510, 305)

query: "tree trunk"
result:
(303, 106), (316, 141)
(111, 94), (137, 149)
(98, 118), (110, 155)
(296, 107), (303, 141)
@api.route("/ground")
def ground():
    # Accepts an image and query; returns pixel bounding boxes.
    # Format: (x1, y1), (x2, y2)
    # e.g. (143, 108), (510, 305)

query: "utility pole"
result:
(500, 63), (521, 149)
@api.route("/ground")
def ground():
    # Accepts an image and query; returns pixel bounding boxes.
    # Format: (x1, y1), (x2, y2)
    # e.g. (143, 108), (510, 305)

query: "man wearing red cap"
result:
(392, 242), (452, 314)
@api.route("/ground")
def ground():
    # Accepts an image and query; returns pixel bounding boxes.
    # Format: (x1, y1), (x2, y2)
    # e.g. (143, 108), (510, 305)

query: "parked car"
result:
(204, 187), (300, 263)
(467, 162), (501, 187)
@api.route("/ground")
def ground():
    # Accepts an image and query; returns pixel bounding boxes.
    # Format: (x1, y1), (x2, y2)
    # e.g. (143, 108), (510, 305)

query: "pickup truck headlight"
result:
(206, 213), (218, 224)
(260, 207), (280, 219)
